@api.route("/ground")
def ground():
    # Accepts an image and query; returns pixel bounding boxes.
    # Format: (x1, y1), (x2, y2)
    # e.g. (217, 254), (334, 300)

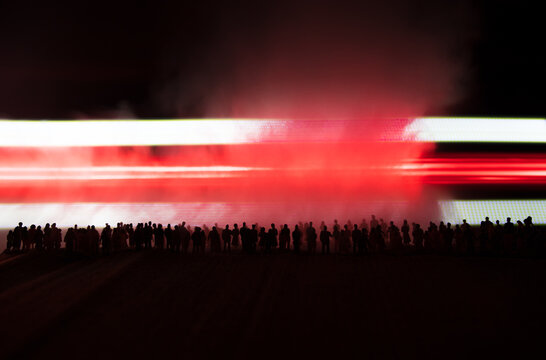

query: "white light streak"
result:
(0, 119), (287, 147)
(404, 117), (546, 142)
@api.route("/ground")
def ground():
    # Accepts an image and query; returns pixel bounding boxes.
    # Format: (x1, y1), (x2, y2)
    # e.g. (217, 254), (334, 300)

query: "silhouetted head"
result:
(390, 221), (394, 226)
(271, 223), (275, 228)
(225, 224), (229, 229)
(252, 224), (256, 229)
(344, 224), (348, 229)
(354, 224), (358, 229)
(447, 222), (451, 228)
(324, 225), (327, 230)
(234, 223), (238, 228)
(295, 225), (299, 230)
(463, 219), (467, 224)
(284, 224), (288, 229)
(18, 222), (23, 227)
(485, 216), (490, 221)
(507, 217), (511, 222)
(37, 225), (41, 230)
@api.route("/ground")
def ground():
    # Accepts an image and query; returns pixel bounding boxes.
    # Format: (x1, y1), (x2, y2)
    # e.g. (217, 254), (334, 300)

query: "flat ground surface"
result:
(1, 251), (545, 359)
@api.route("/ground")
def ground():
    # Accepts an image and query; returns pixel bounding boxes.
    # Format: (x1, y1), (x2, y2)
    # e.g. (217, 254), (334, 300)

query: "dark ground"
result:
(1, 251), (545, 359)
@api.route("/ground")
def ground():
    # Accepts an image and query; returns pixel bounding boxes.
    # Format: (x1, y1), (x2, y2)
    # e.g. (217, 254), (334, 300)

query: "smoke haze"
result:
(156, 0), (476, 119)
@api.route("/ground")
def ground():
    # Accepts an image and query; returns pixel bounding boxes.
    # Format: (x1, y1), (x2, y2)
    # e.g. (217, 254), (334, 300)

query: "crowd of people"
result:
(4, 215), (546, 257)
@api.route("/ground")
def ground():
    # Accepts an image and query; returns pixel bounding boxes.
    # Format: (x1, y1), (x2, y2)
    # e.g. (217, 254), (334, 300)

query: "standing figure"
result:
(320, 225), (332, 254)
(231, 224), (240, 248)
(101, 224), (112, 255)
(268, 224), (278, 250)
(192, 227), (201, 254)
(292, 225), (302, 254)
(352, 225), (362, 255)
(401, 220), (410, 246)
(222, 225), (232, 252)
(279, 224), (290, 251)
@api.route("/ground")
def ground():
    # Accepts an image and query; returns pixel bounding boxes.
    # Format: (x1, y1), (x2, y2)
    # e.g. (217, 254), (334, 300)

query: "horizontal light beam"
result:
(404, 117), (546, 143)
(0, 119), (287, 147)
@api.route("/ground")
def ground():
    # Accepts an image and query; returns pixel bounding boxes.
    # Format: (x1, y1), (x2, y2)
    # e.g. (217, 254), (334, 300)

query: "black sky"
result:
(0, 0), (543, 119)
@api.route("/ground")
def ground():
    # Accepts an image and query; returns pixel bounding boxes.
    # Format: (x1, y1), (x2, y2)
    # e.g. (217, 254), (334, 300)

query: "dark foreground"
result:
(1, 251), (545, 359)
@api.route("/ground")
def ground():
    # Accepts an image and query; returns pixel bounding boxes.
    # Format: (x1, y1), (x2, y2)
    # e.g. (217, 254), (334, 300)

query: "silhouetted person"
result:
(320, 225), (332, 254)
(341, 224), (351, 253)
(388, 221), (402, 253)
(89, 225), (99, 254)
(181, 222), (190, 253)
(23, 224), (35, 251)
(64, 227), (76, 254)
(192, 227), (201, 254)
(259, 227), (267, 252)
(292, 225), (302, 254)
(13, 222), (24, 251)
(352, 224), (362, 255)
(232, 223), (240, 248)
(412, 223), (424, 250)
(454, 224), (463, 253)
(241, 222), (249, 253)
(268, 224), (278, 249)
(222, 225), (232, 252)
(155, 224), (165, 249)
(209, 226), (221, 253)
(333, 220), (341, 253)
(35, 225), (43, 250)
(462, 219), (473, 254)
(250, 224), (258, 253)
(101, 223), (112, 255)
(278, 224), (289, 251)
(401, 220), (410, 246)
(52, 223), (61, 250)
(165, 224), (173, 250)
(6, 230), (14, 252)
(361, 227), (369, 254)
(173, 225), (181, 252)
(444, 222), (454, 251)
(307, 222), (317, 254)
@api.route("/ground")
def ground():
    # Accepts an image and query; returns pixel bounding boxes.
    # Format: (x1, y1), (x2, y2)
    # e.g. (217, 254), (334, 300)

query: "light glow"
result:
(404, 117), (546, 142)
(439, 200), (546, 225)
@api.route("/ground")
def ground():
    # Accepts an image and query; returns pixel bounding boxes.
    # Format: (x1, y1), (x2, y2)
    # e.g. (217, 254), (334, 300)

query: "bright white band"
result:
(404, 117), (546, 142)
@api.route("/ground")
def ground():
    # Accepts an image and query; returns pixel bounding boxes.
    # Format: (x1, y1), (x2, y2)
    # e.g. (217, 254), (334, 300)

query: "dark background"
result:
(0, 0), (543, 119)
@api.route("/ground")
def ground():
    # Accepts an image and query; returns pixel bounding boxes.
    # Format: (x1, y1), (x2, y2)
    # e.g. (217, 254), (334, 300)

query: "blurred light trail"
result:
(404, 117), (546, 142)
(0, 166), (263, 180)
(0, 118), (544, 228)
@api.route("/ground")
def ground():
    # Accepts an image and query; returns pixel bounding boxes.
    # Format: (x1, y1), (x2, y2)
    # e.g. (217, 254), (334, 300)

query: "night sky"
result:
(0, 0), (543, 119)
